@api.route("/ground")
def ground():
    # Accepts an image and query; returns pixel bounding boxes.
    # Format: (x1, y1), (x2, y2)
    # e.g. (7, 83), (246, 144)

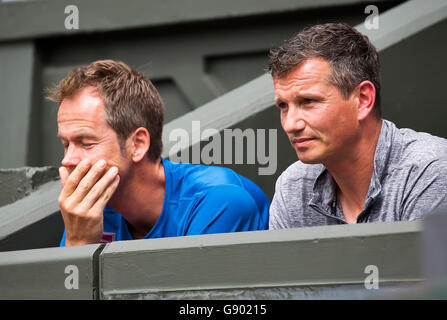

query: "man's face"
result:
(273, 57), (359, 165)
(57, 87), (130, 177)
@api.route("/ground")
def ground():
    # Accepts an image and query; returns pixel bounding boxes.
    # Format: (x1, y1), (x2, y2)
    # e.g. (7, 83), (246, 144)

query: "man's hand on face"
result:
(58, 159), (120, 246)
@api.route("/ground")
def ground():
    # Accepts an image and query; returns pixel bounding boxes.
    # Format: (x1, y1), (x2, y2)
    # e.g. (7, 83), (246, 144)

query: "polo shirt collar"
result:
(309, 119), (393, 215)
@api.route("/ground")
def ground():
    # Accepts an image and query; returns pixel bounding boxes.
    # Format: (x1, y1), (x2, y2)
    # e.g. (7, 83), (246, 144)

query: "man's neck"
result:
(108, 158), (166, 239)
(325, 118), (382, 223)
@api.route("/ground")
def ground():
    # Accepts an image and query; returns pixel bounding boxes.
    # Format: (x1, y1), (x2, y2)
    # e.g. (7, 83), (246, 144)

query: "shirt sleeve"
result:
(269, 172), (291, 230)
(59, 230), (66, 247)
(401, 159), (447, 220)
(184, 184), (269, 235)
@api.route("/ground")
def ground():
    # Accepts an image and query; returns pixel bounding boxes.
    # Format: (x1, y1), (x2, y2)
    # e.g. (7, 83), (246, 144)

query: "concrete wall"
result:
(0, 166), (58, 207)
(0, 177), (62, 252)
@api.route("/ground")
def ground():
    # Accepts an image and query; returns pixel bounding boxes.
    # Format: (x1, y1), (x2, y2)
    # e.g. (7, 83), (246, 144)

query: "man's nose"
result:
(61, 144), (82, 168)
(282, 106), (306, 134)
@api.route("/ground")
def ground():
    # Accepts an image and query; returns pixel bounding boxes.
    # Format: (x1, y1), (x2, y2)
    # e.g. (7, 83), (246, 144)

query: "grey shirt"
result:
(269, 119), (447, 229)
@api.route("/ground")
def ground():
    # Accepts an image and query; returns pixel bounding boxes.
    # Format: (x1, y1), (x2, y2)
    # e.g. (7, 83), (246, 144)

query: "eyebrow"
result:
(274, 93), (323, 106)
(56, 133), (98, 141)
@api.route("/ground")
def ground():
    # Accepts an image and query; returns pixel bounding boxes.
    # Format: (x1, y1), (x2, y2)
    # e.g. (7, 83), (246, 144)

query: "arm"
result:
(401, 159), (447, 220)
(269, 172), (292, 230)
(58, 159), (120, 246)
(185, 185), (269, 235)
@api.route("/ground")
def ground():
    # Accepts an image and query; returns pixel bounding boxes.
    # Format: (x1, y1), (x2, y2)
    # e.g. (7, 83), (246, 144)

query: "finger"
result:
(78, 166), (119, 211)
(60, 159), (91, 199)
(69, 159), (109, 204)
(90, 174), (120, 214)
(59, 166), (69, 188)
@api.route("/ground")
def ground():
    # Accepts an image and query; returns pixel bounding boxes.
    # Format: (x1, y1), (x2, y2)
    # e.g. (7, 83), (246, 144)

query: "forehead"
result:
(58, 86), (105, 118)
(273, 57), (332, 95)
(57, 87), (108, 137)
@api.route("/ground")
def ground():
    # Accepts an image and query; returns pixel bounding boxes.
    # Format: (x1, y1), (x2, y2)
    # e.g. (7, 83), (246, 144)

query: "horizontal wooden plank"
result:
(99, 221), (422, 299)
(0, 243), (103, 299)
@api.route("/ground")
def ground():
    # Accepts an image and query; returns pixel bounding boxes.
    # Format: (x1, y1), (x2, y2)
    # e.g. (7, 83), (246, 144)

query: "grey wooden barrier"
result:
(0, 221), (424, 300)
(98, 221), (422, 300)
(0, 244), (104, 299)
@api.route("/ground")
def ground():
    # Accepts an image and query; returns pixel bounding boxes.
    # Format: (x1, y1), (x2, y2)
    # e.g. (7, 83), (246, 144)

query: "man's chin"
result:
(297, 157), (322, 164)
(295, 151), (323, 164)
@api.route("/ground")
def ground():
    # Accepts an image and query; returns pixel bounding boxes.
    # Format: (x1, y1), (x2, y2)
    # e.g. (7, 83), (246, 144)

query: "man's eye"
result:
(303, 98), (314, 104)
(276, 102), (287, 109)
(82, 143), (94, 148)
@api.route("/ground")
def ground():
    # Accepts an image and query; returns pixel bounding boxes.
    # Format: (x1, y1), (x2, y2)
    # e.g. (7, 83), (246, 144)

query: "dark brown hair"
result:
(47, 60), (164, 162)
(268, 23), (381, 117)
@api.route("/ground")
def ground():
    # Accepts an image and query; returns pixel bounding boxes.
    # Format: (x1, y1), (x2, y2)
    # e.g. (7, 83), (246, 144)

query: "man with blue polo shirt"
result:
(48, 60), (269, 246)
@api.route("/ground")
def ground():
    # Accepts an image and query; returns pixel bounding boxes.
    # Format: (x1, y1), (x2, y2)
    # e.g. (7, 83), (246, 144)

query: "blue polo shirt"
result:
(60, 158), (269, 245)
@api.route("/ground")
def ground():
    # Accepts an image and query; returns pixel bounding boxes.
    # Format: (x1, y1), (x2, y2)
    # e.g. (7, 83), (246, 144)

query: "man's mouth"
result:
(292, 137), (315, 148)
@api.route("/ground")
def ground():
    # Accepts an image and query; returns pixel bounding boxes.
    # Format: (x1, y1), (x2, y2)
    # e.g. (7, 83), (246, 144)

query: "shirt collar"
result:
(309, 166), (337, 213)
(309, 119), (394, 213)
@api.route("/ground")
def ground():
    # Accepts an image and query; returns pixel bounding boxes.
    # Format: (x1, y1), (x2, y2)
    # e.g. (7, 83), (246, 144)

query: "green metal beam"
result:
(356, 0), (447, 51)
(0, 42), (36, 168)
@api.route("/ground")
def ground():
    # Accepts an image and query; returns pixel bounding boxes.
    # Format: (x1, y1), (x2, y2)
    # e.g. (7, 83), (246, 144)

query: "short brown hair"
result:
(47, 60), (164, 162)
(268, 23), (381, 117)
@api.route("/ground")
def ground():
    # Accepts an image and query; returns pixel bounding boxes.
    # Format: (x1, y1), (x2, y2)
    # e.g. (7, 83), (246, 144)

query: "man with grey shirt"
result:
(268, 23), (447, 228)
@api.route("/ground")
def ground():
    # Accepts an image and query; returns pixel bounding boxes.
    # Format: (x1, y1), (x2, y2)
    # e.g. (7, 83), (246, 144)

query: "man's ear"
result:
(129, 127), (150, 162)
(356, 80), (376, 121)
